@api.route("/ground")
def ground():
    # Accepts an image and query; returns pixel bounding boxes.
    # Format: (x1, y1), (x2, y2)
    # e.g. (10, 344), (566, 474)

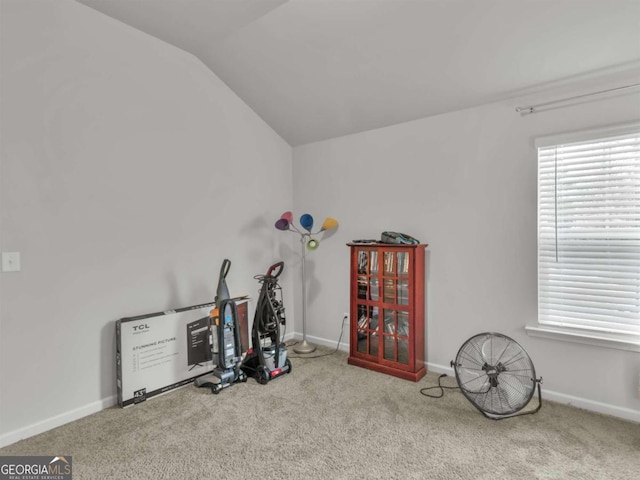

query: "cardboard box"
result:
(116, 299), (247, 407)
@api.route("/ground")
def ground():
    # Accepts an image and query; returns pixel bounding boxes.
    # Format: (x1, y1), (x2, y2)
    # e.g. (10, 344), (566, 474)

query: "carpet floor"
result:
(1, 348), (639, 479)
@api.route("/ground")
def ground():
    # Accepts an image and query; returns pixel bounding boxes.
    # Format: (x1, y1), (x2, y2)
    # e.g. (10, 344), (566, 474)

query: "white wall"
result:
(0, 0), (293, 446)
(293, 76), (640, 421)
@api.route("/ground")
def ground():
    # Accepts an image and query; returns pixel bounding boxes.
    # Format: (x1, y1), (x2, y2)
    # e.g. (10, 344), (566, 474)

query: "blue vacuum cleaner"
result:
(195, 259), (247, 394)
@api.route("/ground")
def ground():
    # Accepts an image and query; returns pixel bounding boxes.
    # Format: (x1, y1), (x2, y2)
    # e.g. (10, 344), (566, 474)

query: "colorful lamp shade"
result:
(320, 217), (339, 232)
(280, 211), (294, 223)
(275, 218), (290, 231)
(300, 214), (314, 232)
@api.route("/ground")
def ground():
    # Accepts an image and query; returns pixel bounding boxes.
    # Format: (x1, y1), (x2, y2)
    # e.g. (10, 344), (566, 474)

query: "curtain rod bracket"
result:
(515, 106), (535, 115)
(515, 83), (640, 115)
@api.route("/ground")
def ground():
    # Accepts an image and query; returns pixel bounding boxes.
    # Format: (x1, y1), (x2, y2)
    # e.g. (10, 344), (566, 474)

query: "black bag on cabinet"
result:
(380, 231), (419, 245)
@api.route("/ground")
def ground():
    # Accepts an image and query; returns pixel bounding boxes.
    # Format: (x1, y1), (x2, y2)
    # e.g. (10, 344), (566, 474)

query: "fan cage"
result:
(453, 332), (538, 417)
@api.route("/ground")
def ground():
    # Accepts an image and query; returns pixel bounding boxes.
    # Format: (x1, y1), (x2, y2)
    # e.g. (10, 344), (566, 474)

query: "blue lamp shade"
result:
(300, 213), (314, 232)
(275, 218), (290, 231)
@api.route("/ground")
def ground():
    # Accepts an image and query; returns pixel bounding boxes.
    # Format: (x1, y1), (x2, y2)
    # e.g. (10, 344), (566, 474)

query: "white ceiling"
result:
(76, 0), (640, 146)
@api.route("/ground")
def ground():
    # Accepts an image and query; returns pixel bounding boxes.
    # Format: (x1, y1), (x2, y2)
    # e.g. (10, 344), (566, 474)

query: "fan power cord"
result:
(287, 315), (348, 359)
(420, 373), (459, 398)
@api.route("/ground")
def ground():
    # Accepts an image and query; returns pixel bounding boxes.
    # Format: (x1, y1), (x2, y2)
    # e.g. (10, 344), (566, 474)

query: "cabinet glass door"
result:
(380, 250), (411, 365)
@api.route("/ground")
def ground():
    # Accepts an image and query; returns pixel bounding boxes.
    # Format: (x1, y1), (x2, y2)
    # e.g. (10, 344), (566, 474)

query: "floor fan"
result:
(451, 332), (542, 419)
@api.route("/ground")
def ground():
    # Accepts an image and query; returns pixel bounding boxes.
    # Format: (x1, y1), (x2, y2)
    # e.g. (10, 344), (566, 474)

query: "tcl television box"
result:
(116, 302), (217, 407)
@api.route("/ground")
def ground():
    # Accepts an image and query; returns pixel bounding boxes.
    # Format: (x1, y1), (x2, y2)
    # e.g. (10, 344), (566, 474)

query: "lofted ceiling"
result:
(76, 0), (640, 146)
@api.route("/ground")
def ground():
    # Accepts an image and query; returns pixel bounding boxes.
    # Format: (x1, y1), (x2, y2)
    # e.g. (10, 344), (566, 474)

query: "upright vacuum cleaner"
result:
(195, 259), (247, 394)
(242, 261), (292, 384)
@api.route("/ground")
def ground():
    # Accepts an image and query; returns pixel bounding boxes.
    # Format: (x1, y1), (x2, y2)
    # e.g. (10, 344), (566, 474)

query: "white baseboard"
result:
(426, 361), (640, 424)
(0, 395), (118, 448)
(426, 361), (455, 376)
(540, 390), (640, 423)
(288, 332), (350, 353)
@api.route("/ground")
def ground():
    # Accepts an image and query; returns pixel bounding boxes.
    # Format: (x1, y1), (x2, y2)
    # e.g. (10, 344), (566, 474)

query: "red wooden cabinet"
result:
(347, 243), (426, 381)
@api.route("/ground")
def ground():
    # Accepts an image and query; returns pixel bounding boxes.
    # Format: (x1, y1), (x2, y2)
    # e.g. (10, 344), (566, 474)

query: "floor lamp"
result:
(275, 211), (339, 354)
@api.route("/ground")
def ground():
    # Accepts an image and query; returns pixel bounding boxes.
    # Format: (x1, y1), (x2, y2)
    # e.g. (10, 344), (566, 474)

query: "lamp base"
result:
(293, 339), (316, 354)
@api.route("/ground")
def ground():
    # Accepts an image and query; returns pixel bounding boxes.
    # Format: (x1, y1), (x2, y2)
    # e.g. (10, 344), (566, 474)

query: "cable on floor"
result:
(420, 373), (459, 398)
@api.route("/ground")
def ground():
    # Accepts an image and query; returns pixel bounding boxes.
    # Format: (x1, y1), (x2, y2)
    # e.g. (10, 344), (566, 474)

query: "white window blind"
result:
(537, 127), (640, 336)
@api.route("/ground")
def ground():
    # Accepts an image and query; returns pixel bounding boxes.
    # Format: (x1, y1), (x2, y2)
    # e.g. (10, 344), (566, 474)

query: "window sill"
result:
(525, 325), (640, 353)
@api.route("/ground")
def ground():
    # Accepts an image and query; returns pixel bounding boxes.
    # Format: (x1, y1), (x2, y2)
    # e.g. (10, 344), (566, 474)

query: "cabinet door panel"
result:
(398, 311), (409, 337)
(383, 278), (396, 303)
(356, 331), (379, 356)
(383, 334), (396, 361)
(357, 251), (369, 274)
(397, 251), (409, 276)
(383, 252), (395, 275)
(357, 275), (368, 300)
(398, 337), (409, 365)
(397, 279), (409, 305)
(383, 309), (395, 334)
(369, 277), (379, 301)
(357, 305), (378, 329)
(369, 251), (379, 274)
(356, 306), (379, 358)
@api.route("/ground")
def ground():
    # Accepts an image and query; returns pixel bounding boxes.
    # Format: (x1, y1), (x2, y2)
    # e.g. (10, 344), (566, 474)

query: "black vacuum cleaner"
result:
(242, 261), (292, 384)
(195, 259), (247, 394)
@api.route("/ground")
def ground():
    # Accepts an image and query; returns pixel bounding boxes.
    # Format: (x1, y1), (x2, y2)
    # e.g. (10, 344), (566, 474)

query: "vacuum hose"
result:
(255, 263), (286, 334)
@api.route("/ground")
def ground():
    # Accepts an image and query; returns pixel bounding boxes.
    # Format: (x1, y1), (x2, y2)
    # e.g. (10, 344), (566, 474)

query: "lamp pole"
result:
(294, 233), (316, 354)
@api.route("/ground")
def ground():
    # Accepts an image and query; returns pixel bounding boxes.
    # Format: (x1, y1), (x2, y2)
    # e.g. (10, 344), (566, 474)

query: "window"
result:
(532, 124), (640, 350)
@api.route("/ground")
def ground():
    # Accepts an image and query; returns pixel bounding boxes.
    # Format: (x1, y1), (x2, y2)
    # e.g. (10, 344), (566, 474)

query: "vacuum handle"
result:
(267, 261), (284, 278)
(220, 259), (231, 280)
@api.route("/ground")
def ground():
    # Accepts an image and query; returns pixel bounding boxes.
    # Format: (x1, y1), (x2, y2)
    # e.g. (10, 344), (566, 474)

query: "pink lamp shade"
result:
(280, 211), (294, 223)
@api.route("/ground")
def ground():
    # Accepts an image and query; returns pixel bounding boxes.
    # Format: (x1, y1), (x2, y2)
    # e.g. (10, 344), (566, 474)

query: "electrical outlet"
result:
(343, 312), (350, 322)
